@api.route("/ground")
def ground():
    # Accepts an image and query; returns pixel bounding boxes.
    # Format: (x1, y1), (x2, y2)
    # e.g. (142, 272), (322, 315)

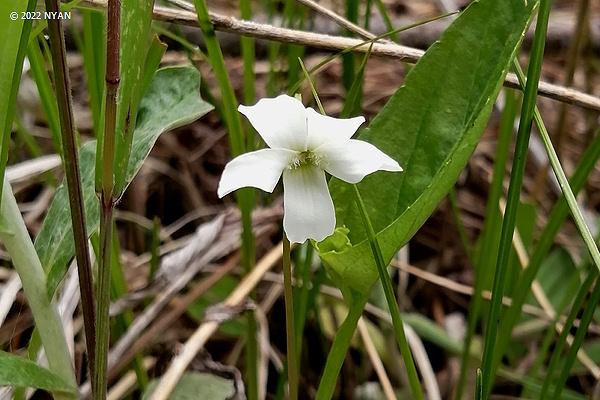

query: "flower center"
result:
(288, 150), (324, 170)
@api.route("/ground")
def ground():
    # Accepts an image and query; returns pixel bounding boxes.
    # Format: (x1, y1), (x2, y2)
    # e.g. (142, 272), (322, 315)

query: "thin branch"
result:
(79, 0), (600, 112)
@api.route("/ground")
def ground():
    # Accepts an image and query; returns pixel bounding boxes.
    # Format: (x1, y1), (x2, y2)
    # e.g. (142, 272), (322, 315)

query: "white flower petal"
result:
(306, 108), (365, 149)
(238, 94), (308, 151)
(282, 166), (335, 243)
(320, 139), (403, 184)
(218, 148), (297, 198)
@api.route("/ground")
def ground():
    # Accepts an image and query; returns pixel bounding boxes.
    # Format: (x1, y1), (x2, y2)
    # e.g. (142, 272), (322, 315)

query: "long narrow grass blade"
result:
(480, 0), (552, 395)
(538, 269), (596, 398)
(26, 37), (62, 154)
(0, 0), (37, 205)
(82, 9), (106, 134)
(550, 274), (600, 399)
(456, 90), (518, 399)
(512, 60), (600, 271)
(493, 105), (600, 390)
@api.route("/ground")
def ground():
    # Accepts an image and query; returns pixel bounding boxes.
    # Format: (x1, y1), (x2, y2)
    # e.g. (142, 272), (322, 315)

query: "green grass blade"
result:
(0, 0), (37, 206)
(373, 0), (399, 42)
(288, 13), (454, 96)
(13, 114), (43, 160)
(286, 2), (306, 91)
(550, 274), (600, 400)
(491, 61), (600, 387)
(152, 23), (206, 57)
(522, 70), (600, 272)
(538, 269), (596, 398)
(448, 187), (475, 261)
(475, 369), (483, 400)
(456, 89), (517, 399)
(26, 37), (63, 154)
(479, 0), (552, 395)
(82, 9), (106, 135)
(351, 184), (424, 400)
(294, 242), (314, 352)
(495, 123), (600, 390)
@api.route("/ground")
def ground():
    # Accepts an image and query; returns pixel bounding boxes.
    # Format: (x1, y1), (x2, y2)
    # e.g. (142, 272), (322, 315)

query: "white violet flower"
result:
(218, 94), (403, 243)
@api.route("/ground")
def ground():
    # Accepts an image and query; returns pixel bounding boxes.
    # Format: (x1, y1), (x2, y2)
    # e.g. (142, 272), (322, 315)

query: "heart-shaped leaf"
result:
(35, 66), (213, 297)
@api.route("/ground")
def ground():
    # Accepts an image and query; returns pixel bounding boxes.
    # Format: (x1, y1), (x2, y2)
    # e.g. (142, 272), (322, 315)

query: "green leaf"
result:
(141, 35), (168, 100)
(112, 0), (155, 195)
(35, 66), (213, 297)
(0, 350), (76, 395)
(123, 66), (213, 184)
(142, 372), (235, 400)
(317, 0), (537, 298)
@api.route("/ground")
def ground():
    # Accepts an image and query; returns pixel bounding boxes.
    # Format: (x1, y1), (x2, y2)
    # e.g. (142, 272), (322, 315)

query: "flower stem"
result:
(282, 234), (298, 400)
(352, 184), (424, 400)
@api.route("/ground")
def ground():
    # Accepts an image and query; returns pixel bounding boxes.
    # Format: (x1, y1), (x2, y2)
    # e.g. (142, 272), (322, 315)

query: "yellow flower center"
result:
(288, 150), (324, 170)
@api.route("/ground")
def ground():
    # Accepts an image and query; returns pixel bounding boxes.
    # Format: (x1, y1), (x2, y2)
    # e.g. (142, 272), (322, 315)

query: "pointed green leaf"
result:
(0, 351), (76, 395)
(318, 0), (538, 297)
(35, 66), (213, 297)
(112, 0), (156, 195)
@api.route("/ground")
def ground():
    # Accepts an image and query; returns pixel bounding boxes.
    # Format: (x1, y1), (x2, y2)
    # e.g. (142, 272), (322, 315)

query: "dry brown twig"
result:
(147, 242), (287, 400)
(80, 0), (600, 112)
(357, 318), (397, 400)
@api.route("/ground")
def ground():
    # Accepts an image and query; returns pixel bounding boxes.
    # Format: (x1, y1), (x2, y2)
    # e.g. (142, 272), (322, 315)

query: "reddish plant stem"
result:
(94, 0), (120, 398)
(44, 0), (96, 387)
